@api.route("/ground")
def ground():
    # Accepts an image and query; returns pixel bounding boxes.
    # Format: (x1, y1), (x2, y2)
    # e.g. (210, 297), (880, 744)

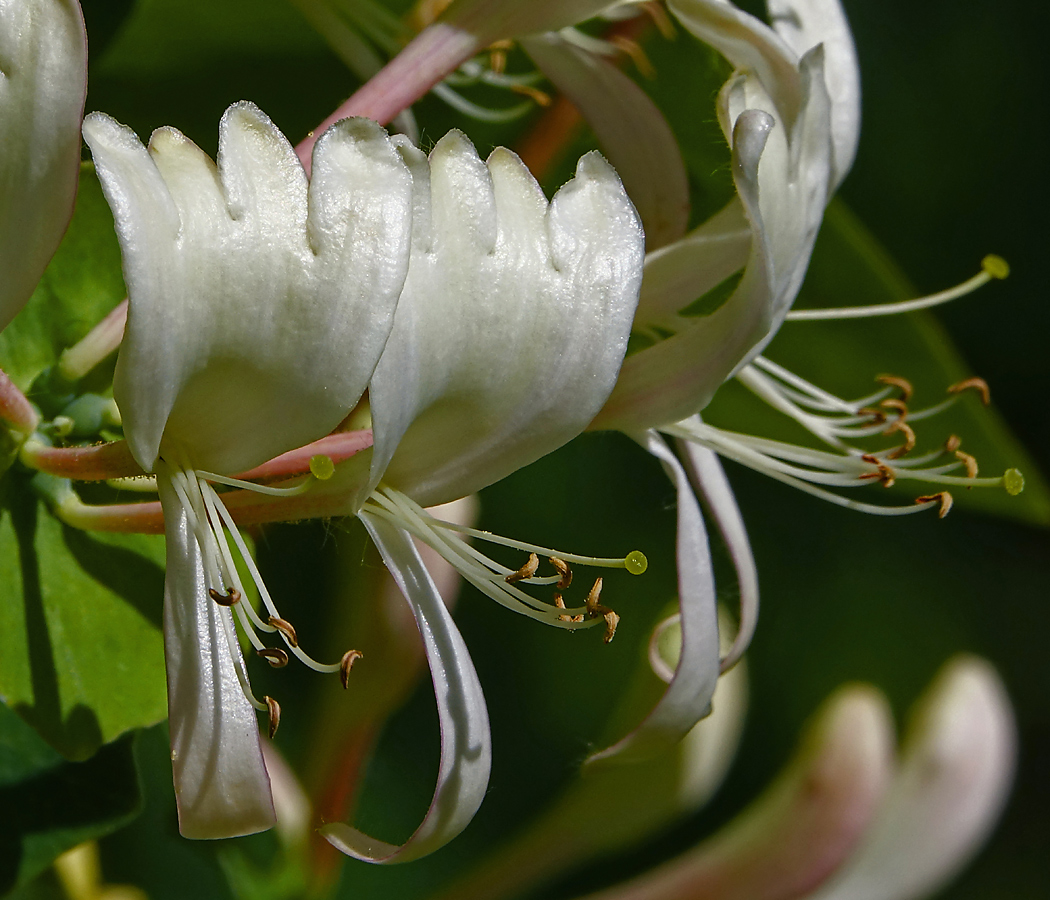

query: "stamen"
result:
(194, 469), (314, 497)
(785, 257), (1008, 321)
(554, 593), (583, 624)
(340, 650), (364, 689)
(642, 1), (676, 39)
(947, 377), (991, 406)
(586, 578), (605, 616)
(916, 491), (954, 518)
(883, 420), (916, 455)
(879, 398), (909, 418)
(955, 450), (979, 480)
(944, 434), (962, 453)
(603, 610), (620, 644)
(265, 696), (281, 739)
(550, 557), (573, 589)
(258, 647), (290, 668)
(876, 375), (914, 400)
(209, 586), (240, 607)
(505, 552), (540, 583)
(510, 83), (552, 107)
(610, 36), (656, 79)
(269, 616), (299, 648)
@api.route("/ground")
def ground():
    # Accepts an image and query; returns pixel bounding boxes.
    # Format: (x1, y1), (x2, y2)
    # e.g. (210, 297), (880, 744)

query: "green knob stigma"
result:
(981, 254), (1010, 280)
(625, 550), (648, 575)
(309, 454), (335, 481)
(1003, 468), (1024, 496)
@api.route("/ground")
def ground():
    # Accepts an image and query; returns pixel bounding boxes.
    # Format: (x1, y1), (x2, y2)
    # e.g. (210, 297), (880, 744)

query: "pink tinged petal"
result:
(323, 512), (491, 864)
(807, 657), (1017, 900)
(580, 685), (895, 900)
(588, 430), (720, 766)
(594, 109), (775, 432)
(368, 133), (644, 508)
(0, 0), (86, 332)
(521, 32), (689, 251)
(84, 105), (412, 474)
(157, 472), (276, 840)
(766, 0), (860, 187)
(440, 0), (626, 44)
(676, 436), (757, 672)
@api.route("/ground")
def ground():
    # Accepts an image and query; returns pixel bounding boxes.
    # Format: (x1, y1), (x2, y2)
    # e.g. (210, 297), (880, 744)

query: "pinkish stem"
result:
(295, 23), (480, 171)
(238, 430), (373, 480)
(58, 298), (129, 381)
(0, 369), (39, 434)
(21, 437), (144, 480)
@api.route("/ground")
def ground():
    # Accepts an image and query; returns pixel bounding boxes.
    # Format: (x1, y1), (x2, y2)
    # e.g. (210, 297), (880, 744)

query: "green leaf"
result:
(707, 200), (1050, 525)
(0, 702), (142, 894)
(0, 164), (126, 394)
(0, 476), (167, 760)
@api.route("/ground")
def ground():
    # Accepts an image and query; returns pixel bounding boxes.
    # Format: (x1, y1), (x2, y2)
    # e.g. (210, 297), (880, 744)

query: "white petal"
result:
(157, 471), (275, 839)
(578, 686), (894, 900)
(767, 0), (860, 187)
(0, 0), (86, 331)
(588, 430), (720, 765)
(808, 657), (1017, 900)
(367, 133), (644, 507)
(322, 512), (491, 863)
(522, 32), (689, 251)
(85, 105), (412, 474)
(441, 0), (624, 42)
(677, 435), (757, 671)
(595, 109), (774, 431)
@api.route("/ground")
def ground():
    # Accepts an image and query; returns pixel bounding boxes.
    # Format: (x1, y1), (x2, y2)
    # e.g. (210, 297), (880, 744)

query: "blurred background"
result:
(4, 0), (1048, 897)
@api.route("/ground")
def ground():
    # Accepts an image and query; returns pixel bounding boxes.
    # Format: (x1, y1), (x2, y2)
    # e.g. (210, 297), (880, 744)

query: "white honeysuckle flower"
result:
(82, 102), (414, 839)
(312, 129), (646, 863)
(0, 0), (87, 332)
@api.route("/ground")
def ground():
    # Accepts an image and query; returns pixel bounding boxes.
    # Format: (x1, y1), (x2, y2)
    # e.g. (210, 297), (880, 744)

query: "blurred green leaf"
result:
(0, 476), (167, 761)
(0, 702), (141, 894)
(0, 165), (125, 394)
(707, 200), (1050, 525)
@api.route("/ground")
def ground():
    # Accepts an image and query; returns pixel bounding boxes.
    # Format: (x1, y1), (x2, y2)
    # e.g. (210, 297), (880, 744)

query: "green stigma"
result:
(310, 454), (335, 481)
(1003, 468), (1025, 496)
(625, 550), (648, 575)
(982, 254), (1010, 280)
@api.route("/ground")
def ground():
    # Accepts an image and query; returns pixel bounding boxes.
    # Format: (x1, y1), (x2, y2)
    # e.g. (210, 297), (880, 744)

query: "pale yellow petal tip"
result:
(1003, 468), (1024, 496)
(310, 454), (336, 480)
(625, 550), (648, 575)
(981, 254), (1010, 280)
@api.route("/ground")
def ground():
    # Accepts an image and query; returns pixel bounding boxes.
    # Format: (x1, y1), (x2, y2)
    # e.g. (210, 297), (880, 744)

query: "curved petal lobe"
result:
(322, 512), (491, 863)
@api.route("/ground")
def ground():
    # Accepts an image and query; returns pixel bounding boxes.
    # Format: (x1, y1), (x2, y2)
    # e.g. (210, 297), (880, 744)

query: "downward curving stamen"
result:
(785, 255), (1009, 321)
(360, 486), (646, 633)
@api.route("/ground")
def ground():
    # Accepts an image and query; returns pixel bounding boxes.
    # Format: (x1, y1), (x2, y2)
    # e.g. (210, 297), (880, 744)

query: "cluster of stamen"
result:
(672, 355), (1023, 518)
(165, 461), (362, 738)
(361, 486), (645, 637)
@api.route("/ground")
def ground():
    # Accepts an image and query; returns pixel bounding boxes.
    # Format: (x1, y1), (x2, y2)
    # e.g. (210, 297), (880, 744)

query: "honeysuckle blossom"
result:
(82, 102), (415, 839)
(0, 0), (86, 334)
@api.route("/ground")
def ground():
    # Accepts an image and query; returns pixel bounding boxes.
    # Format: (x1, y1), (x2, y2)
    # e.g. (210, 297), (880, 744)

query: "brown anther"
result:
(944, 434), (962, 453)
(879, 397), (910, 418)
(857, 407), (887, 424)
(642, 1), (677, 39)
(610, 36), (656, 79)
(505, 552), (540, 583)
(861, 453), (881, 465)
(602, 610), (620, 644)
(948, 377), (991, 406)
(549, 557), (573, 589)
(510, 83), (552, 106)
(858, 461), (896, 487)
(877, 465), (896, 488)
(883, 420), (917, 455)
(208, 587), (240, 607)
(553, 593), (583, 623)
(876, 374), (914, 401)
(340, 650), (364, 690)
(916, 491), (954, 518)
(487, 39), (514, 50)
(488, 48), (507, 75)
(585, 578), (605, 616)
(265, 696), (281, 739)
(257, 647), (289, 668)
(269, 616), (299, 648)
(955, 450), (979, 480)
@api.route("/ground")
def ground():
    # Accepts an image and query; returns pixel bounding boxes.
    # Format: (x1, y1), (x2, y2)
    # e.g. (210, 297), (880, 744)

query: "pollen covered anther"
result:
(585, 577), (605, 616)
(944, 434), (962, 453)
(955, 450), (979, 480)
(879, 398), (909, 418)
(257, 647), (290, 668)
(265, 696), (281, 739)
(269, 616), (299, 648)
(554, 592), (583, 624)
(916, 491), (954, 518)
(876, 375), (914, 401)
(948, 377), (991, 406)
(340, 650), (364, 689)
(208, 586), (240, 607)
(883, 420), (917, 456)
(506, 553), (540, 583)
(550, 557), (573, 589)
(602, 610), (620, 644)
